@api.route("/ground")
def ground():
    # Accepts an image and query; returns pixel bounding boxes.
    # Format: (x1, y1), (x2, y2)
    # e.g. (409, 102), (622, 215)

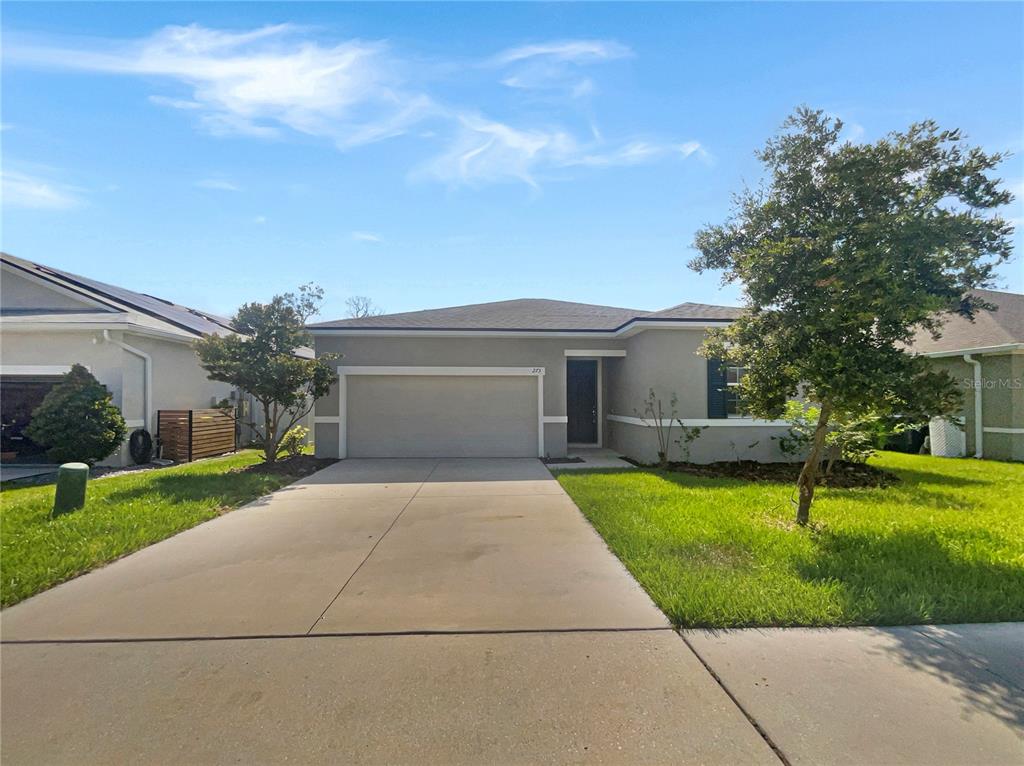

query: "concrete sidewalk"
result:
(683, 623), (1024, 765)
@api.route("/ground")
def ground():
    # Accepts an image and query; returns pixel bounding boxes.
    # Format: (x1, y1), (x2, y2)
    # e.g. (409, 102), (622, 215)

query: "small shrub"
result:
(674, 425), (707, 463)
(774, 400), (918, 473)
(635, 389), (680, 468)
(26, 364), (127, 464)
(278, 425), (309, 459)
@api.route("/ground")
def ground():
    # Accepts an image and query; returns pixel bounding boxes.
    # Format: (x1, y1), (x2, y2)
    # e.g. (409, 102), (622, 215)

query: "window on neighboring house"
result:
(725, 366), (746, 417)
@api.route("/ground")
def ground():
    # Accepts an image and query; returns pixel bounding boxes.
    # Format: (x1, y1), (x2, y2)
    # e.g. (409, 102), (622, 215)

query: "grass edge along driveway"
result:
(555, 452), (1023, 628)
(1, 451), (303, 607)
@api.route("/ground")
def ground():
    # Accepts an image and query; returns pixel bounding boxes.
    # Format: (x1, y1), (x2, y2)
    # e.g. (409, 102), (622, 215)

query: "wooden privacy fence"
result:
(157, 409), (236, 462)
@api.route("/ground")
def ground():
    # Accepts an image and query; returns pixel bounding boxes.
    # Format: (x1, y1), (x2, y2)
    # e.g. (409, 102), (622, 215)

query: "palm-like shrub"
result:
(26, 364), (127, 464)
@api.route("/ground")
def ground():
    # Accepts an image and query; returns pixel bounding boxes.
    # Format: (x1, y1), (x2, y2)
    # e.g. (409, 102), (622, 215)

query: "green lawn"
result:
(556, 452), (1024, 627)
(1, 451), (304, 607)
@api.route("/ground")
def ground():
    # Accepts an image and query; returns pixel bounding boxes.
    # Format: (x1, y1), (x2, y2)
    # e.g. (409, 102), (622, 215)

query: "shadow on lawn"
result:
(881, 465), (991, 488)
(797, 527), (1024, 625)
(101, 470), (286, 508)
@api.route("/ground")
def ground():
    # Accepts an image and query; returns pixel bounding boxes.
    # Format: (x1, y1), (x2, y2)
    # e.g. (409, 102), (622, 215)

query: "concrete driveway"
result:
(1, 458), (775, 764)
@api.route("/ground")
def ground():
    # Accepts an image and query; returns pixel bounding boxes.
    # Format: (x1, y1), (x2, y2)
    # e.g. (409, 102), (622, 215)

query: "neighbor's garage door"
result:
(346, 375), (538, 458)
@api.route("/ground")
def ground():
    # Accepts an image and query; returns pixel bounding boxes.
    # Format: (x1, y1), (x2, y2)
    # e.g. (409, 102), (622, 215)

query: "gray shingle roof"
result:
(2, 253), (235, 337)
(309, 297), (739, 332)
(909, 289), (1024, 354)
(644, 302), (744, 321)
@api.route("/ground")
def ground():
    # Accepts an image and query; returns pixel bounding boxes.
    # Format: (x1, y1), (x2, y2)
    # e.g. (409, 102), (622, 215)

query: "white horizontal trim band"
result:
(0, 321), (198, 343)
(982, 426), (1024, 434)
(564, 349), (626, 357)
(314, 416), (341, 424)
(607, 414), (790, 428)
(542, 416), (569, 424)
(337, 366), (545, 376)
(0, 365), (75, 376)
(124, 420), (146, 428)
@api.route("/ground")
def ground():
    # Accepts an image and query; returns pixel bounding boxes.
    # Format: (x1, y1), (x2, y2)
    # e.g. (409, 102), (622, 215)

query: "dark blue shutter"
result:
(706, 358), (728, 418)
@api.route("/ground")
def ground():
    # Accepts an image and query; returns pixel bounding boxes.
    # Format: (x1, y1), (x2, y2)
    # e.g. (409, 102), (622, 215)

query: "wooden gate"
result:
(157, 409), (236, 462)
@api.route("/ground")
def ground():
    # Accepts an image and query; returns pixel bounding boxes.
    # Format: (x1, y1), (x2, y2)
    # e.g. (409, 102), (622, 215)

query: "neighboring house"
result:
(909, 289), (1024, 462)
(308, 298), (793, 464)
(0, 253), (240, 466)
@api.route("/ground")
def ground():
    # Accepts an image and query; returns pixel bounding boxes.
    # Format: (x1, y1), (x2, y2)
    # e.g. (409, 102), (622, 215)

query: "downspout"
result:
(963, 353), (983, 458)
(103, 330), (153, 433)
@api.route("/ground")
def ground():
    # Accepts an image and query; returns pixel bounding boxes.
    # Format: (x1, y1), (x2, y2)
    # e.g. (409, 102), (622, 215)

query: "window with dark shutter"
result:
(706, 358), (728, 418)
(725, 365), (747, 416)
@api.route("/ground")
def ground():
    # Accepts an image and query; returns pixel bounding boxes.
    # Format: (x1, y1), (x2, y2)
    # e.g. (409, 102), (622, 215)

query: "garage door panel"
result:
(347, 376), (537, 458)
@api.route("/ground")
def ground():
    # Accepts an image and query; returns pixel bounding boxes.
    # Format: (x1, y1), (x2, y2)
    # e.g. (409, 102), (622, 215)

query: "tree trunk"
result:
(795, 402), (832, 526)
(261, 401), (277, 464)
(825, 445), (839, 476)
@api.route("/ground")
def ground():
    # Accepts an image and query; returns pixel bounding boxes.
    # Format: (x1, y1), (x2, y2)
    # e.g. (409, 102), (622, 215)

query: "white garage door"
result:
(346, 374), (539, 458)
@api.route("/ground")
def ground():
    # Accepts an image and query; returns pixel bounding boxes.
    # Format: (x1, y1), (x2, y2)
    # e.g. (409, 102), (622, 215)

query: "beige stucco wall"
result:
(0, 270), (106, 312)
(126, 335), (233, 421)
(1, 329), (232, 465)
(929, 353), (1023, 461)
(313, 334), (627, 458)
(608, 419), (796, 465)
(607, 329), (708, 418)
(603, 328), (794, 464)
(312, 330), (795, 463)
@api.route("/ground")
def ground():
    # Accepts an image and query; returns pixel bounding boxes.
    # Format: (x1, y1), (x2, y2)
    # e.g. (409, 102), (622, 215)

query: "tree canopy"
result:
(196, 284), (337, 463)
(690, 107), (1014, 523)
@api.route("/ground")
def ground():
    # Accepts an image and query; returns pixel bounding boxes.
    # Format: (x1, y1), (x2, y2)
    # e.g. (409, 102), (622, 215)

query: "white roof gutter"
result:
(307, 319), (733, 338)
(963, 353), (983, 459)
(923, 343), (1024, 358)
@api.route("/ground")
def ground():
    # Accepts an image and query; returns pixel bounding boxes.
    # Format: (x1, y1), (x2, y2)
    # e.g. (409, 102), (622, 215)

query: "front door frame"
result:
(566, 357), (602, 448)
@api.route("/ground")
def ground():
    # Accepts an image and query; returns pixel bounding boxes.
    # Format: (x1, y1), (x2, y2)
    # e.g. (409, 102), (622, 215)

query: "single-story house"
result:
(909, 289), (1023, 462)
(1, 253), (252, 466)
(308, 298), (795, 464)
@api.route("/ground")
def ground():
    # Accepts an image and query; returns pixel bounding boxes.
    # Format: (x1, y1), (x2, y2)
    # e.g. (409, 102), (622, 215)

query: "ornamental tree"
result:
(690, 107), (1014, 524)
(195, 284), (338, 463)
(26, 363), (127, 464)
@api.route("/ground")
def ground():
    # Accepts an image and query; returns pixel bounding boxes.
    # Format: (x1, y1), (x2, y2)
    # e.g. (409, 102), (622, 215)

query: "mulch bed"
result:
(542, 456), (586, 465)
(232, 455), (338, 479)
(627, 458), (899, 488)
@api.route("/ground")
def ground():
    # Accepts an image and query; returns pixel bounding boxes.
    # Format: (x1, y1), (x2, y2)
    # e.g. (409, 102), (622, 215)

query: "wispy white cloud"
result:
(1, 170), (81, 209)
(490, 40), (631, 66)
(490, 39), (631, 98)
(7, 27), (706, 190)
(148, 95), (203, 110)
(253, 215), (267, 224)
(352, 230), (383, 243)
(9, 23), (436, 149)
(569, 141), (705, 168)
(415, 115), (706, 188)
(195, 178), (241, 191)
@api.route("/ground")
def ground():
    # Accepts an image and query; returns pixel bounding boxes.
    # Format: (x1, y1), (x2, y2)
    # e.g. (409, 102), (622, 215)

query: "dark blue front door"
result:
(567, 359), (598, 444)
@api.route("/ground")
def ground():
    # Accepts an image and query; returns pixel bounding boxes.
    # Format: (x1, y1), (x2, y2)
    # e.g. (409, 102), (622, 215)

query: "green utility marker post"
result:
(52, 462), (89, 517)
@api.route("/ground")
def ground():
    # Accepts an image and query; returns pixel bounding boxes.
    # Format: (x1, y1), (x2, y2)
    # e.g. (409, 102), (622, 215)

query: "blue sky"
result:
(3, 2), (1022, 322)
